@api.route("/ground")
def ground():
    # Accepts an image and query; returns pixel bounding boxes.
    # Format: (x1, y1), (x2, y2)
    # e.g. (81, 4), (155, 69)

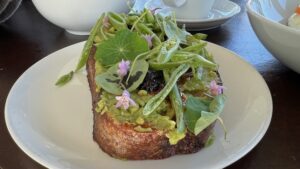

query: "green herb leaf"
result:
(143, 64), (190, 115)
(95, 65), (123, 95)
(163, 71), (185, 133)
(184, 96), (209, 131)
(209, 94), (226, 113)
(150, 57), (193, 70)
(193, 33), (208, 40)
(55, 71), (74, 87)
(107, 12), (127, 31)
(182, 77), (206, 92)
(204, 134), (215, 147)
(186, 33), (207, 46)
(95, 29), (149, 66)
(95, 59), (149, 95)
(75, 14), (105, 72)
(153, 17), (189, 64)
(184, 95), (225, 135)
(194, 111), (218, 135)
(157, 39), (180, 63)
(126, 59), (149, 92)
(163, 18), (189, 43)
(55, 14), (104, 86)
(181, 42), (207, 55)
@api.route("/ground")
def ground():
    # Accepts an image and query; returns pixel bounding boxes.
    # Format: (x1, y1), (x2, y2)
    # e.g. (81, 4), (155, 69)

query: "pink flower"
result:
(115, 90), (137, 110)
(143, 34), (154, 48)
(103, 16), (110, 28)
(117, 60), (130, 78)
(210, 80), (224, 96)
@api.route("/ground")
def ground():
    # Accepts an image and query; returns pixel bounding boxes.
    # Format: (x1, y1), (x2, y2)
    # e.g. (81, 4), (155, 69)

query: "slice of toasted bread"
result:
(86, 46), (216, 160)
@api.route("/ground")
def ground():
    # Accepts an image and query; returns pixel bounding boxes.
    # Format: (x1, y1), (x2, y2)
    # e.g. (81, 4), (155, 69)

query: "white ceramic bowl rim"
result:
(246, 0), (300, 36)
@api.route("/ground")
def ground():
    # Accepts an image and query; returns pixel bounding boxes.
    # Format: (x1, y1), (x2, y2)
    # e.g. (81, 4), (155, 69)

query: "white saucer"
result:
(177, 0), (241, 30)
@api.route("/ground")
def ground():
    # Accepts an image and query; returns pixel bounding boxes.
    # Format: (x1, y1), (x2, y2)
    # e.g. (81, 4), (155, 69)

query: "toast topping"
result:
(56, 9), (226, 145)
(115, 90), (137, 110)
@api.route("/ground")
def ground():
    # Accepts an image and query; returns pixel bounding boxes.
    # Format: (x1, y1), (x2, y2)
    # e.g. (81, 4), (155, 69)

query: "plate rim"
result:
(206, 42), (273, 169)
(5, 41), (273, 169)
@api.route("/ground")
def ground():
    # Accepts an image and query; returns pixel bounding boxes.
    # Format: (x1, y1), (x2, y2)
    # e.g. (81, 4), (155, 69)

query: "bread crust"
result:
(86, 46), (215, 160)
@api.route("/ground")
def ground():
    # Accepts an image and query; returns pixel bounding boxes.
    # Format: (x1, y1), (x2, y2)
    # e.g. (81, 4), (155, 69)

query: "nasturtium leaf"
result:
(95, 29), (149, 66)
(95, 60), (149, 95)
(184, 95), (225, 135)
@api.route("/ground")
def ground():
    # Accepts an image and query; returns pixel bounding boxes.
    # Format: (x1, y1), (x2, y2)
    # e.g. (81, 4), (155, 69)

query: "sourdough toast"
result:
(86, 46), (216, 160)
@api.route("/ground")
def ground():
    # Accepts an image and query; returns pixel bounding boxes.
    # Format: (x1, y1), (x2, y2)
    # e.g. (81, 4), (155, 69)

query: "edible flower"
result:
(115, 90), (137, 110)
(143, 34), (154, 48)
(117, 59), (130, 78)
(210, 80), (224, 96)
(103, 16), (110, 28)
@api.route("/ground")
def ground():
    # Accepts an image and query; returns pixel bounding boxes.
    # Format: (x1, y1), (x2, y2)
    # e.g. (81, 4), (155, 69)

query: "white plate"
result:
(176, 0), (241, 30)
(5, 41), (272, 169)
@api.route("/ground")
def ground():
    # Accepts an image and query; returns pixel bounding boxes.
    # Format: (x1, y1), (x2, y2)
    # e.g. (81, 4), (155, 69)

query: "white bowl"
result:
(247, 0), (300, 73)
(32, 0), (130, 35)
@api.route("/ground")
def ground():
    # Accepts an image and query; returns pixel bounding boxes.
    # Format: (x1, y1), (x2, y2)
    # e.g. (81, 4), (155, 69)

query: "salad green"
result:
(56, 9), (226, 145)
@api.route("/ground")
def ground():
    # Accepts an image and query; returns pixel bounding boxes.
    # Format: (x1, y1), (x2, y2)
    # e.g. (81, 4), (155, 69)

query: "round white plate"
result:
(5, 41), (272, 169)
(177, 0), (241, 30)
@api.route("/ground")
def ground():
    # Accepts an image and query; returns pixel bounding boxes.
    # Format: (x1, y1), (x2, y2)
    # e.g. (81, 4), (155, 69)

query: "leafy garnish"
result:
(163, 71), (185, 133)
(157, 39), (180, 63)
(184, 96), (209, 131)
(204, 134), (215, 147)
(95, 59), (149, 95)
(76, 14), (105, 72)
(107, 12), (127, 31)
(55, 71), (74, 86)
(153, 17), (189, 64)
(184, 95), (225, 135)
(95, 29), (149, 66)
(125, 60), (149, 91)
(95, 64), (122, 95)
(55, 14), (105, 86)
(143, 64), (190, 115)
(163, 17), (189, 43)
